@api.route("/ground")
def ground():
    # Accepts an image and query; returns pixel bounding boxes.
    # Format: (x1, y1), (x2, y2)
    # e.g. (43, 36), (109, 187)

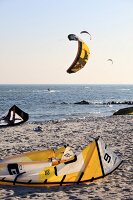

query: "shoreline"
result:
(0, 115), (133, 199)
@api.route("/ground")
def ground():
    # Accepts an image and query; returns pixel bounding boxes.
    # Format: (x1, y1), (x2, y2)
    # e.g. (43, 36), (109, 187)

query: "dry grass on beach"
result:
(0, 115), (133, 199)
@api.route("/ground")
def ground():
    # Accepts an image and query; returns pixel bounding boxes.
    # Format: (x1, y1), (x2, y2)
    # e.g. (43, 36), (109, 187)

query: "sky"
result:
(0, 0), (133, 84)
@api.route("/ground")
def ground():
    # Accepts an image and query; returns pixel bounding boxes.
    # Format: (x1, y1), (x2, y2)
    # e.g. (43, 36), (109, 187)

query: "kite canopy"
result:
(113, 106), (133, 115)
(67, 34), (90, 74)
(0, 137), (122, 187)
(0, 105), (29, 127)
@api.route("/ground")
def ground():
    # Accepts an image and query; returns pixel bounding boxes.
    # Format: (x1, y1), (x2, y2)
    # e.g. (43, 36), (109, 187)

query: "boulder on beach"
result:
(113, 106), (133, 115)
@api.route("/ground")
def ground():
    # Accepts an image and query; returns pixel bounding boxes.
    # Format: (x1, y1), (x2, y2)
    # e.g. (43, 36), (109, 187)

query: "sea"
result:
(0, 84), (133, 122)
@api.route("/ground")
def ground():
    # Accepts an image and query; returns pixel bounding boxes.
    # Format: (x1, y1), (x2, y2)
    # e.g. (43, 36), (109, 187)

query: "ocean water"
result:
(0, 84), (133, 122)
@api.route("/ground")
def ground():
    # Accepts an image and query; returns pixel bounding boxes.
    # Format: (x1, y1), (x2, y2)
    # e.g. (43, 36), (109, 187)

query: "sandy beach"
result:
(0, 115), (133, 200)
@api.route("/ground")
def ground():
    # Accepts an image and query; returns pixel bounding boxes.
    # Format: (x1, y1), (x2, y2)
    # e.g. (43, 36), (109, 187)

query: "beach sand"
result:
(0, 116), (133, 200)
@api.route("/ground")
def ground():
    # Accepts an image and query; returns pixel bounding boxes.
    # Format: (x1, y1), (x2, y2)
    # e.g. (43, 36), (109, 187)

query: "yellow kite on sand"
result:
(0, 137), (122, 187)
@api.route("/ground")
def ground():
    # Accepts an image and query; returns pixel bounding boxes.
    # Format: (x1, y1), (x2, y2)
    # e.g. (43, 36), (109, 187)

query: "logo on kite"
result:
(67, 34), (90, 74)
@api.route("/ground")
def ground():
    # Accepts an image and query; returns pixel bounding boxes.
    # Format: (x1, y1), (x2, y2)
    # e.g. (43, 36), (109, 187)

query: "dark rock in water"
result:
(126, 101), (133, 105)
(74, 100), (90, 105)
(107, 101), (116, 105)
(61, 102), (68, 104)
(113, 106), (133, 115)
(106, 101), (133, 105)
(74, 100), (133, 106)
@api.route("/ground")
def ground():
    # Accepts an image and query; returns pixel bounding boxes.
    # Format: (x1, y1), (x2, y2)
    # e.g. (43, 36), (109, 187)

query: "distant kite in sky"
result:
(67, 34), (90, 74)
(107, 59), (113, 64)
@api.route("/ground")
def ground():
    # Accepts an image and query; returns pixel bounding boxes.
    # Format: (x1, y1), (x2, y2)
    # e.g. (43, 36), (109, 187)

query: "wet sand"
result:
(0, 116), (133, 199)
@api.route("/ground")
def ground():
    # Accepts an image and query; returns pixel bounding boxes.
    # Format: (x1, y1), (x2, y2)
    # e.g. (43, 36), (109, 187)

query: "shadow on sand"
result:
(0, 183), (97, 199)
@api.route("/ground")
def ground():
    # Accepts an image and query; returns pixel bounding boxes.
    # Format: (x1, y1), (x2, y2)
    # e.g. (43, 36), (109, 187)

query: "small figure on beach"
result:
(33, 126), (43, 132)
